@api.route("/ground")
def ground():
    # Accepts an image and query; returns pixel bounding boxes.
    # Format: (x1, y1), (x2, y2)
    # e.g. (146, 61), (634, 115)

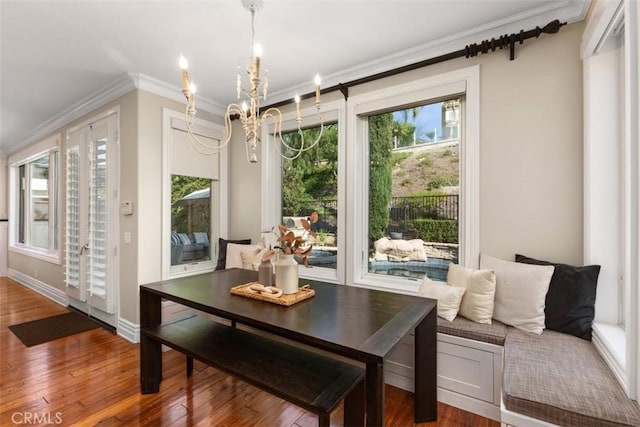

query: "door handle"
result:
(80, 243), (90, 255)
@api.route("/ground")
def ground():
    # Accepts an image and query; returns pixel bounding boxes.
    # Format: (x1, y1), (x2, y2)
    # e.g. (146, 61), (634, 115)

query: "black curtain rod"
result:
(259, 19), (566, 111)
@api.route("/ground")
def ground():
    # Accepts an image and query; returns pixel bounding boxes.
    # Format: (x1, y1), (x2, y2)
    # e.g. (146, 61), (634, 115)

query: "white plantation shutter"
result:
(65, 112), (118, 316)
(65, 146), (82, 296)
(88, 138), (108, 304)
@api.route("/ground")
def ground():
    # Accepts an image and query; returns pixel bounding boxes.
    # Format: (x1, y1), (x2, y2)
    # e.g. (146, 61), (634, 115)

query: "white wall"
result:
(227, 121), (262, 241)
(478, 22), (584, 264)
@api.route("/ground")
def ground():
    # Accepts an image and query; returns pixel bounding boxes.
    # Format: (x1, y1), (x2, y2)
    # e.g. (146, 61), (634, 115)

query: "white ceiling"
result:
(0, 0), (590, 155)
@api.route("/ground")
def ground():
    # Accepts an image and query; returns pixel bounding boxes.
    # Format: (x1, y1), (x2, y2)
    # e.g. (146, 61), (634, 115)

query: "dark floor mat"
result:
(8, 312), (100, 347)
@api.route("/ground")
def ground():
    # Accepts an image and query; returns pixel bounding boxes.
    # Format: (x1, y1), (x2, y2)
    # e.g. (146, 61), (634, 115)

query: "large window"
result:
(11, 149), (59, 259)
(368, 100), (460, 282)
(280, 123), (338, 271)
(265, 68), (478, 292)
(347, 66), (479, 293)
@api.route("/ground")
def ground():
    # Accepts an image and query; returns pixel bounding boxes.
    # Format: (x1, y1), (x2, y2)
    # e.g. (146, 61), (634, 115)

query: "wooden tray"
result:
(230, 282), (315, 306)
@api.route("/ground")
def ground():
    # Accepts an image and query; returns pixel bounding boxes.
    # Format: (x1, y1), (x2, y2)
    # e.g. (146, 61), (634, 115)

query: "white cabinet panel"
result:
(438, 340), (495, 402)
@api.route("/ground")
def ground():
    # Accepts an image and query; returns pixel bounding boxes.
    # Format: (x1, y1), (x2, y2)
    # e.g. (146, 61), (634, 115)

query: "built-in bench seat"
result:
(437, 316), (507, 346)
(427, 316), (640, 426)
(503, 327), (640, 426)
(142, 316), (365, 427)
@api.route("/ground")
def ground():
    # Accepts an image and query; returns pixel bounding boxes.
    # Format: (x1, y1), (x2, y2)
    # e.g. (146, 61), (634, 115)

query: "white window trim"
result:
(346, 65), (480, 295)
(582, 0), (638, 399)
(161, 108), (228, 279)
(8, 134), (61, 264)
(592, 322), (627, 388)
(262, 99), (346, 284)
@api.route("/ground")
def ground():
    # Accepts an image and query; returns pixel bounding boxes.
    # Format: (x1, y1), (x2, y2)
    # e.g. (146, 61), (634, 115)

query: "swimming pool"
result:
(304, 249), (454, 282)
(368, 257), (453, 281)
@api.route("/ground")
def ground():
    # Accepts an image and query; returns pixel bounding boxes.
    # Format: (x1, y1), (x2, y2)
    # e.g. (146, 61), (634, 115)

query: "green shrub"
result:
(369, 113), (393, 240)
(427, 176), (448, 190)
(409, 219), (458, 244)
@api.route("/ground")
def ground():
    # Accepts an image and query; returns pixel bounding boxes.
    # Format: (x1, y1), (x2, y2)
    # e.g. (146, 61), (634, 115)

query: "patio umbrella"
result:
(173, 188), (210, 207)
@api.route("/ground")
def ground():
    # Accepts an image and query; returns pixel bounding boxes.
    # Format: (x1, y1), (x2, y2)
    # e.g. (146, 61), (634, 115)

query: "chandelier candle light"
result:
(178, 0), (324, 163)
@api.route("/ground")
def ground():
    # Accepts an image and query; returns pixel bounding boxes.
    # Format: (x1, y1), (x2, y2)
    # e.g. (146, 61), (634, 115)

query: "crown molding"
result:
(3, 72), (227, 155)
(129, 72), (226, 117)
(3, 73), (136, 155)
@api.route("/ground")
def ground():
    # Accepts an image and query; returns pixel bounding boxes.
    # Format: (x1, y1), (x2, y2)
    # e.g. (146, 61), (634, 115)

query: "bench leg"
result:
(186, 356), (193, 377)
(344, 378), (365, 426)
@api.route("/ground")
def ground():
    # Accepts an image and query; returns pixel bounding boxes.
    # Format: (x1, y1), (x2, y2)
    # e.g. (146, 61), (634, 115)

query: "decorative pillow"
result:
(516, 254), (600, 340)
(418, 277), (466, 322)
(240, 246), (268, 271)
(216, 238), (251, 270)
(447, 264), (496, 324)
(226, 243), (259, 269)
(170, 232), (181, 246)
(193, 232), (209, 245)
(177, 233), (191, 245)
(480, 253), (554, 335)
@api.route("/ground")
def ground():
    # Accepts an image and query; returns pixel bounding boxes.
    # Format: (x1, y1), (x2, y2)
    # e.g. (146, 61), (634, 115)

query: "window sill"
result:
(9, 245), (61, 265)
(351, 275), (422, 296)
(169, 261), (215, 279)
(592, 321), (627, 392)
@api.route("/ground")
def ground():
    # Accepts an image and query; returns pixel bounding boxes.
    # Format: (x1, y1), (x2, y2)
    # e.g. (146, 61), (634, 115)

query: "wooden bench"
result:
(142, 316), (365, 427)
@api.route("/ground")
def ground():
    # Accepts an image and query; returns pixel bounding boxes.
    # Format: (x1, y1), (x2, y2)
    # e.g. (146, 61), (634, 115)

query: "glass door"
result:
(65, 113), (118, 322)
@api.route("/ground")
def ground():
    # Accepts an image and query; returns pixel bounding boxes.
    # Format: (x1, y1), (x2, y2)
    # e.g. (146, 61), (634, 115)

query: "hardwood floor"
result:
(0, 277), (499, 426)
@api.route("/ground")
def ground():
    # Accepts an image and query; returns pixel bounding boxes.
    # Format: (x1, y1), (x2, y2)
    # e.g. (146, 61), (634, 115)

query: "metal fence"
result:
(291, 194), (458, 235)
(387, 194), (458, 234)
(296, 199), (338, 233)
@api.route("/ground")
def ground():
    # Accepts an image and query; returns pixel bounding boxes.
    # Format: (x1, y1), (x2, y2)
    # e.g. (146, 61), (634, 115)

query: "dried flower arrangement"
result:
(263, 212), (318, 266)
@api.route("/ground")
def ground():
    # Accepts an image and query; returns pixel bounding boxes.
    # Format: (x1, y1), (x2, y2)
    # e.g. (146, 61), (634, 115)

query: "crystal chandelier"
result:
(179, 0), (324, 163)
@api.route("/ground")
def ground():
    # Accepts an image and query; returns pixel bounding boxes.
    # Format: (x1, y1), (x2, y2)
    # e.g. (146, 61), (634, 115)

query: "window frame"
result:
(8, 134), (61, 264)
(346, 66), (480, 294)
(162, 108), (228, 279)
(262, 99), (346, 284)
(582, 0), (638, 399)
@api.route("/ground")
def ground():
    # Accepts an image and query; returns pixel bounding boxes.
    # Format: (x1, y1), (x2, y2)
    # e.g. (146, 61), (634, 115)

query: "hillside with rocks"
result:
(391, 143), (460, 197)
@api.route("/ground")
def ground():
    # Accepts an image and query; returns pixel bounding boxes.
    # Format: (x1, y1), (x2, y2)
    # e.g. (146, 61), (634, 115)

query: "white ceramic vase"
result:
(275, 254), (299, 294)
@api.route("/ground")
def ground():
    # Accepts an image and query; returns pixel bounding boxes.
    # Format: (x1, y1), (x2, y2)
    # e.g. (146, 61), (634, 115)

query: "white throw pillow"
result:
(447, 264), (496, 324)
(418, 277), (466, 322)
(240, 246), (268, 271)
(226, 243), (259, 269)
(480, 253), (554, 334)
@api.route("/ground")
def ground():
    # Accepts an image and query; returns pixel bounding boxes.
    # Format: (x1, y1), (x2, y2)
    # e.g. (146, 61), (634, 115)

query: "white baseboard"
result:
(439, 387), (501, 421)
(117, 317), (139, 344)
(8, 268), (68, 306)
(385, 369), (414, 392)
(8, 268), (140, 344)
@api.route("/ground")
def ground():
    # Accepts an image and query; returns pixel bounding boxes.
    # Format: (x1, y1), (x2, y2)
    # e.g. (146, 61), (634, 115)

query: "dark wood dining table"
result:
(139, 268), (437, 426)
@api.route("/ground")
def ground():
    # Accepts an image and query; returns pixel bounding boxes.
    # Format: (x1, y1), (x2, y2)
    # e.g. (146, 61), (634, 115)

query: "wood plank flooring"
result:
(0, 277), (499, 426)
